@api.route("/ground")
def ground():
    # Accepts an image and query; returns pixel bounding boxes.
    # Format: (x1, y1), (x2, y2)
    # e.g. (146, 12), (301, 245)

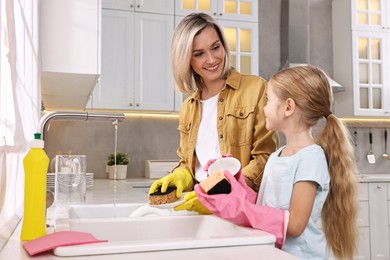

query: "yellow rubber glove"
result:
(174, 191), (211, 215)
(148, 168), (193, 198)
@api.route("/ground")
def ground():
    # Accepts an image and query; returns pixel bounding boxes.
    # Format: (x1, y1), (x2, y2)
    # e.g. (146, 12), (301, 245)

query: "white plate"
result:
(208, 157), (241, 176)
(148, 192), (187, 209)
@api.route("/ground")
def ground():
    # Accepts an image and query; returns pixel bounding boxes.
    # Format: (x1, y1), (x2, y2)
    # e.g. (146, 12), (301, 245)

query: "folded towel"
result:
(23, 231), (107, 256)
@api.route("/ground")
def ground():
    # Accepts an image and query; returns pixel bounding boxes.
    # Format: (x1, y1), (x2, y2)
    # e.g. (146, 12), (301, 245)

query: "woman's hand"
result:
(148, 168), (194, 198)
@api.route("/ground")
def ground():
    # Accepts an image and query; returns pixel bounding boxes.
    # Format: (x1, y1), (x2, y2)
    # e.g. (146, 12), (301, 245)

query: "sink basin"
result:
(69, 203), (193, 219)
(54, 204), (276, 256)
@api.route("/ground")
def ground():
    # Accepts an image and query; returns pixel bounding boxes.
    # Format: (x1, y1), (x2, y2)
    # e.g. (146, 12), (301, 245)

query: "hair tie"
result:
(325, 112), (332, 118)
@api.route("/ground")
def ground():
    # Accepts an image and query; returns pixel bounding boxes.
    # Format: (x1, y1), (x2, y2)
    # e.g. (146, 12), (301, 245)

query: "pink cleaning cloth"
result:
(23, 231), (108, 256)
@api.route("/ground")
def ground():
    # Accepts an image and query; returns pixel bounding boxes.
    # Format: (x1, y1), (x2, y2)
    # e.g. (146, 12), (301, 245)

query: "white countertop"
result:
(0, 179), (299, 260)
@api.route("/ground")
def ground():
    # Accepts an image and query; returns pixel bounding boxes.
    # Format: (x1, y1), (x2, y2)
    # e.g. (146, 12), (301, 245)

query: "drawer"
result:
(387, 183), (390, 200)
(388, 201), (390, 225)
(358, 183), (369, 201)
(359, 201), (369, 227)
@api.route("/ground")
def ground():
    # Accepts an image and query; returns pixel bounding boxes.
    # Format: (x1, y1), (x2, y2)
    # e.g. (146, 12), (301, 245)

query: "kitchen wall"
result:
(352, 127), (390, 175)
(45, 115), (180, 179)
(44, 0), (390, 179)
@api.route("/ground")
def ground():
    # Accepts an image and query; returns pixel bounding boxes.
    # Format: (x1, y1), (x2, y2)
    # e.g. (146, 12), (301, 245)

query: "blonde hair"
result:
(171, 13), (231, 94)
(270, 65), (358, 259)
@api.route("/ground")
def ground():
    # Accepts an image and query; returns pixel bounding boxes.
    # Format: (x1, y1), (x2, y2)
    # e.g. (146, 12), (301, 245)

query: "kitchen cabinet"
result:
(175, 0), (259, 76)
(368, 182), (389, 259)
(333, 0), (390, 117)
(357, 182), (390, 260)
(175, 0), (258, 22)
(92, 0), (259, 111)
(90, 2), (175, 111)
(174, 0), (259, 109)
(102, 0), (174, 14)
(327, 182), (390, 260)
(40, 0), (101, 110)
(327, 183), (370, 259)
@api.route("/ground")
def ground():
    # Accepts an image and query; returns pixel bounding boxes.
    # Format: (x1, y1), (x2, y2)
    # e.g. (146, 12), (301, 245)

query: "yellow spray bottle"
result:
(20, 133), (49, 241)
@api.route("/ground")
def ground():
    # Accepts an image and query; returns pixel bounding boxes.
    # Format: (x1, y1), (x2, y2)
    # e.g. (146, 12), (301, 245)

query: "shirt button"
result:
(219, 98), (224, 102)
(219, 134), (223, 139)
(219, 116), (223, 120)
(239, 112), (244, 116)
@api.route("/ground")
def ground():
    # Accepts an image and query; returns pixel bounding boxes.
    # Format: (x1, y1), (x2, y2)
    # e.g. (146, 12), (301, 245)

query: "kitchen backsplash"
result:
(45, 115), (180, 179)
(45, 115), (390, 179)
(350, 127), (390, 175)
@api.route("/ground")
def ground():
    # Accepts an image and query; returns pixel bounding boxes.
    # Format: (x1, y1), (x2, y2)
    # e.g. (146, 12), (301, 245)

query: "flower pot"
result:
(107, 165), (127, 180)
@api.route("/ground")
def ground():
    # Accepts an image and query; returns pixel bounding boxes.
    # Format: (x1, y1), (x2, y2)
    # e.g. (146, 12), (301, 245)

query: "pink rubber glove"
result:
(195, 171), (289, 249)
(204, 155), (257, 203)
(234, 171), (258, 204)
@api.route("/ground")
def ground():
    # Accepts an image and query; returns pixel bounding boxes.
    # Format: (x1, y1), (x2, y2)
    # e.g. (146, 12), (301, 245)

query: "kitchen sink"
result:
(69, 203), (148, 219)
(69, 202), (193, 219)
(54, 204), (276, 256)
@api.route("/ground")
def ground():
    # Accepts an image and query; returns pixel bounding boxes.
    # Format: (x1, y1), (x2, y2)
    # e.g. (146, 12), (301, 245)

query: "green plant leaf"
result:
(107, 152), (129, 165)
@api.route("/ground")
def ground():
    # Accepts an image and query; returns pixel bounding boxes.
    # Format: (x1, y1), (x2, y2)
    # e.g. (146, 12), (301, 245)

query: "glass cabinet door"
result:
(221, 20), (258, 75)
(175, 0), (257, 22)
(353, 31), (389, 115)
(175, 0), (217, 16)
(352, 0), (387, 31)
(174, 5), (258, 75)
(218, 0), (257, 22)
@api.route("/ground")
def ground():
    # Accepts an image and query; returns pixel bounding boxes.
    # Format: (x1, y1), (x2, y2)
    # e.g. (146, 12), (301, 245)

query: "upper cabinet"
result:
(102, 0), (174, 14)
(352, 0), (388, 31)
(40, 0), (101, 111)
(89, 0), (175, 111)
(352, 0), (390, 116)
(333, 0), (390, 117)
(93, 0), (259, 112)
(175, 0), (258, 22)
(175, 0), (259, 76)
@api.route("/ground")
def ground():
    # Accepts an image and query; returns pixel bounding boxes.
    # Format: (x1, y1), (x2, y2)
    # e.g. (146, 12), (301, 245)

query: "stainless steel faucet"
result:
(39, 111), (125, 149)
(39, 111), (125, 218)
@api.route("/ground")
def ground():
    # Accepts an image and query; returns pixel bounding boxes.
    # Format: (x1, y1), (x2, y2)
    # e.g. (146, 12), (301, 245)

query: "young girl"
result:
(195, 65), (359, 259)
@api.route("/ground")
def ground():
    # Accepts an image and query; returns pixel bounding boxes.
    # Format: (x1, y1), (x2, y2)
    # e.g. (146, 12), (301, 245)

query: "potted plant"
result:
(106, 152), (129, 180)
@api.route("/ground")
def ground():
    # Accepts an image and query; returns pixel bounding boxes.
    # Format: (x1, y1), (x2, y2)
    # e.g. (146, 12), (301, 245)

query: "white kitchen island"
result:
(0, 179), (299, 260)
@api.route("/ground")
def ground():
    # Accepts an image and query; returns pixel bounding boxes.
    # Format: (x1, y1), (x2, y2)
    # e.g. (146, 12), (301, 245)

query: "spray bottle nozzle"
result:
(34, 133), (42, 140)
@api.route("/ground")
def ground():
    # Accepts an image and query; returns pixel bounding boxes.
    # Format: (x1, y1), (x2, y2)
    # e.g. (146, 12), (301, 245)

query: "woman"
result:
(149, 13), (278, 199)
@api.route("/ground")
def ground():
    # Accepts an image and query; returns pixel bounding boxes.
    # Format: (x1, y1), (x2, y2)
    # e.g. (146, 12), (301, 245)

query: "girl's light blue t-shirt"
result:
(257, 144), (330, 260)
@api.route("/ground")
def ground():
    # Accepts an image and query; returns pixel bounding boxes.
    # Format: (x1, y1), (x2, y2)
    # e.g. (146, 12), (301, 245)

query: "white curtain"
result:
(0, 0), (40, 233)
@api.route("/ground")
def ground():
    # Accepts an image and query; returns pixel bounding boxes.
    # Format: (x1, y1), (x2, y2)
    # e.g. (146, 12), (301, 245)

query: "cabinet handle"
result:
(377, 185), (381, 189)
(130, 4), (134, 8)
(129, 103), (133, 107)
(213, 12), (217, 16)
(136, 103), (139, 107)
(219, 13), (223, 16)
(137, 5), (140, 8)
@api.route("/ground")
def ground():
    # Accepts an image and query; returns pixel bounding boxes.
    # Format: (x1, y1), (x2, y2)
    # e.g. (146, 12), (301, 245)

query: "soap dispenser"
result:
(21, 133), (49, 241)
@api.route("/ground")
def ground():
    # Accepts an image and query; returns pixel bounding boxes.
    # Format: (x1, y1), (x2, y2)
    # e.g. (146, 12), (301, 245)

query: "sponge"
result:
(200, 170), (231, 195)
(149, 186), (178, 205)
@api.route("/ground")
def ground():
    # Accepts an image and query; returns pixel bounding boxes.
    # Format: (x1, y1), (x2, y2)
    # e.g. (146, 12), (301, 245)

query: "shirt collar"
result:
(225, 68), (241, 90)
(189, 68), (241, 101)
